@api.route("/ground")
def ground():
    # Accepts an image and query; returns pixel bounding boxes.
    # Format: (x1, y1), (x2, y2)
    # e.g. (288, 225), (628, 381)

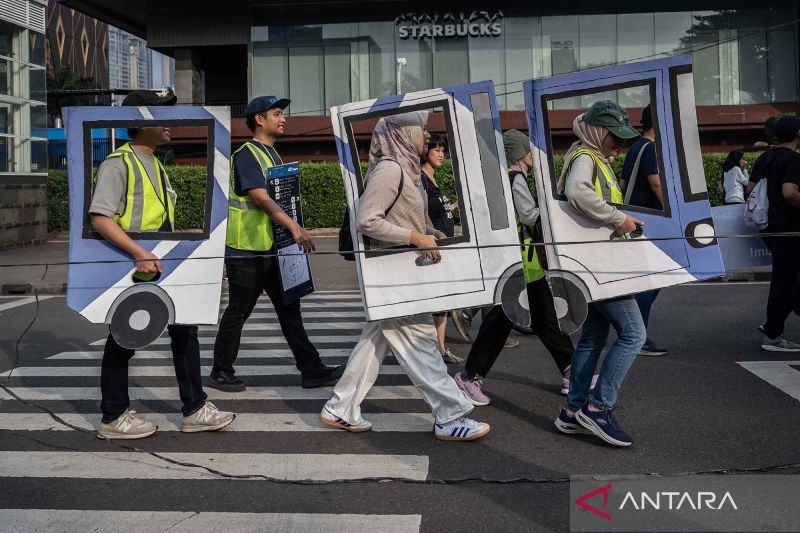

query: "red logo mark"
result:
(575, 483), (613, 521)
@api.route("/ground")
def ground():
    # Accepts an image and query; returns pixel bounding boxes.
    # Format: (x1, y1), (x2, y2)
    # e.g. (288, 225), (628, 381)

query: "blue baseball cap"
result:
(245, 95), (291, 116)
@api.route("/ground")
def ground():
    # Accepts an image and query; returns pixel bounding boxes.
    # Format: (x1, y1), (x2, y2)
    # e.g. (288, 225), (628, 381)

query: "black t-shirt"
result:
(749, 147), (800, 232)
(421, 172), (455, 237)
(621, 137), (660, 210)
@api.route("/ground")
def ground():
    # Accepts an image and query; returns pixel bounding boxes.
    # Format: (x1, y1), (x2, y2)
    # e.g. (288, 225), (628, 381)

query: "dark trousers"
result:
(464, 277), (574, 378)
(100, 325), (206, 422)
(762, 236), (800, 339)
(634, 289), (660, 329)
(213, 256), (322, 375)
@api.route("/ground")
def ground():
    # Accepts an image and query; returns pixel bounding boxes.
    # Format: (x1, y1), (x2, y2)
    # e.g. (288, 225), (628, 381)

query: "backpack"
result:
(744, 178), (769, 230)
(339, 160), (404, 261)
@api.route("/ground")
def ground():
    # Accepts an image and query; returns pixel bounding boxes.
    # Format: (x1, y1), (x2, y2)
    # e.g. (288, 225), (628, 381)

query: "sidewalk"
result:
(0, 235), (358, 294)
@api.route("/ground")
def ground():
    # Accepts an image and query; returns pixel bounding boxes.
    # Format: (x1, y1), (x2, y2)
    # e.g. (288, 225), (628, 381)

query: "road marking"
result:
(0, 296), (53, 312)
(90, 335), (361, 346)
(737, 361), (800, 402)
(0, 365), (403, 377)
(0, 510), (421, 533)
(0, 385), (421, 401)
(0, 412), (433, 432)
(222, 311), (365, 319)
(47, 349), (355, 360)
(219, 300), (363, 309)
(0, 451), (429, 481)
(199, 322), (364, 332)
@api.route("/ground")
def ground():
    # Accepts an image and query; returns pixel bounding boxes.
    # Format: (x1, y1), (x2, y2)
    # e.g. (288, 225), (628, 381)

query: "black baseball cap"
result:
(773, 115), (800, 141)
(245, 95), (291, 116)
(122, 88), (177, 107)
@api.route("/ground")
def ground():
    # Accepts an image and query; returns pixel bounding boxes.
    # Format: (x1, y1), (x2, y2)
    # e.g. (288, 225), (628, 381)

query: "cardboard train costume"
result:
(64, 105), (231, 349)
(333, 57), (725, 333)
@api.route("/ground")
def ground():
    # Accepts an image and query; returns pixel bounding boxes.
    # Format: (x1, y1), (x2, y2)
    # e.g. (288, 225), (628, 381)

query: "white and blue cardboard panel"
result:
(525, 56), (724, 322)
(63, 105), (230, 341)
(331, 81), (521, 321)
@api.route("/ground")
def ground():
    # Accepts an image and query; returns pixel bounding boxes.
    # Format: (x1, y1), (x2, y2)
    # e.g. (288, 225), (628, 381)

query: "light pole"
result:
(396, 57), (407, 95)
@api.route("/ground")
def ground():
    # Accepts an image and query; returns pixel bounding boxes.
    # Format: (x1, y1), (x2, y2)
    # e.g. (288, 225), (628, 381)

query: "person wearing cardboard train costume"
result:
(552, 101), (647, 448)
(209, 96), (343, 392)
(89, 89), (235, 439)
(452, 130), (576, 406)
(321, 111), (490, 441)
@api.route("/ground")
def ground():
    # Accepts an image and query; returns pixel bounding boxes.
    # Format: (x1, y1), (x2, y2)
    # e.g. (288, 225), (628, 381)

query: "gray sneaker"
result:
(181, 401), (236, 433)
(450, 310), (473, 342)
(761, 335), (800, 352)
(442, 348), (464, 364)
(97, 409), (157, 440)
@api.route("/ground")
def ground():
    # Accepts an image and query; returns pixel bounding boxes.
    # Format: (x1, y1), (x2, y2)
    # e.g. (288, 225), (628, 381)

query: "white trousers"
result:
(324, 315), (473, 425)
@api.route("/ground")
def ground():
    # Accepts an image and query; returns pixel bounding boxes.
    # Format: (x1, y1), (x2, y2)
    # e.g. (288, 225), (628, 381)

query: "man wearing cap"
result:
(209, 96), (344, 391)
(90, 89), (236, 439)
(746, 114), (800, 352)
(552, 100), (646, 448)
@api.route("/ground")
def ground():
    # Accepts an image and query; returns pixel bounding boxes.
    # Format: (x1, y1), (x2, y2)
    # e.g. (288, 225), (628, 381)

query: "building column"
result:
(174, 48), (205, 104)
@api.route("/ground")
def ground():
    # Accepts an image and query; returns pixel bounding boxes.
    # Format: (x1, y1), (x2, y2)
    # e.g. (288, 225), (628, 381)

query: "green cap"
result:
(583, 100), (640, 140)
(503, 129), (531, 164)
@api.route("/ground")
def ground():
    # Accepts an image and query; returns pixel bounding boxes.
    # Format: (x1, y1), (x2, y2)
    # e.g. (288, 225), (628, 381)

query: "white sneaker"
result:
(319, 406), (373, 432)
(434, 416), (490, 441)
(181, 401), (235, 433)
(97, 409), (157, 440)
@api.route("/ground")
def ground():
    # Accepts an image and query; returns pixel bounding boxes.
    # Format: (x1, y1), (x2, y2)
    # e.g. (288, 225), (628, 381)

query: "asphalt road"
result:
(0, 281), (799, 532)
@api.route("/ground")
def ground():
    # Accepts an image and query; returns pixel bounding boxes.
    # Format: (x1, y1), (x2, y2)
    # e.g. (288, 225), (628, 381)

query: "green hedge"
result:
(46, 152), (764, 232)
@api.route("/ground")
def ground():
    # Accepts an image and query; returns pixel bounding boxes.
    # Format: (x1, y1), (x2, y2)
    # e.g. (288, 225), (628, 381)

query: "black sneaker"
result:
(206, 370), (246, 392)
(576, 405), (633, 447)
(301, 364), (344, 389)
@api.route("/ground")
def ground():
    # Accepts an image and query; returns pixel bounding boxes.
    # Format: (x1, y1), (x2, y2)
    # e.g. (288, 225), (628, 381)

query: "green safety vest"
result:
(519, 222), (545, 284)
(566, 148), (626, 240)
(105, 143), (175, 232)
(226, 141), (282, 251)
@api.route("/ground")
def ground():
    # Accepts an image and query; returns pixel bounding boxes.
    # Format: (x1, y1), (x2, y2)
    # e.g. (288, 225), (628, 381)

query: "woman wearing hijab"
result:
(721, 150), (749, 204)
(321, 111), (490, 442)
(552, 101), (646, 448)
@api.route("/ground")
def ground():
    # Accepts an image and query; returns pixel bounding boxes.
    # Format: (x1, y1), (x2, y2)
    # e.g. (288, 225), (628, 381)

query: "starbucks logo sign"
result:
(395, 11), (504, 40)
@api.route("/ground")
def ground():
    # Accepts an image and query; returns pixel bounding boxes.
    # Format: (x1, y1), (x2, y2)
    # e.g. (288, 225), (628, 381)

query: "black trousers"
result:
(762, 235), (800, 339)
(464, 277), (574, 378)
(100, 325), (206, 422)
(213, 256), (322, 375)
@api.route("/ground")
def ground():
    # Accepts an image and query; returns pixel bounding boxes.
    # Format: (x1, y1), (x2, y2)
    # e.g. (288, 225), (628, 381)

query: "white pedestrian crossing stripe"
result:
(0, 412), (433, 432)
(91, 335), (362, 346)
(0, 451), (429, 480)
(47, 349), (354, 360)
(0, 365), (403, 377)
(0, 385), (421, 401)
(737, 361), (800, 402)
(199, 321), (364, 331)
(0, 510), (422, 533)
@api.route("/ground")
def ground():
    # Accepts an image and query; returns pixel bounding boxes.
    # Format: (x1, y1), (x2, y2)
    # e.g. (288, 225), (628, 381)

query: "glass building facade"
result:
(251, 6), (798, 116)
(0, 16), (47, 173)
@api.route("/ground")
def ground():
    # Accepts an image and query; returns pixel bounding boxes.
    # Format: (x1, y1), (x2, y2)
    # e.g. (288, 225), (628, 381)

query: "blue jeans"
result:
(566, 296), (646, 412)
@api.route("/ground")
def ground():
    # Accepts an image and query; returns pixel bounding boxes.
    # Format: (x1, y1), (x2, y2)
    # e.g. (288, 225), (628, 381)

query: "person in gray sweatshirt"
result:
(321, 111), (490, 441)
(553, 101), (646, 448)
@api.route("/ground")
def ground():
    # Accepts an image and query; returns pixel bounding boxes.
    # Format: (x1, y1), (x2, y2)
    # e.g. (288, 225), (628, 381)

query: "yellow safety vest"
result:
(519, 222), (545, 283)
(225, 141), (282, 251)
(566, 148), (627, 240)
(105, 143), (175, 232)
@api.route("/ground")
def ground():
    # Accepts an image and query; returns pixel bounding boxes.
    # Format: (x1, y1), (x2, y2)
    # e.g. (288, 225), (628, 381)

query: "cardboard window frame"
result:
(540, 78), (673, 219)
(81, 118), (216, 241)
(342, 99), (471, 258)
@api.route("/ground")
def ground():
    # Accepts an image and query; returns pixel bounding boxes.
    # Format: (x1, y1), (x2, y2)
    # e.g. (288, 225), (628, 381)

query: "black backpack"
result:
(339, 160), (404, 261)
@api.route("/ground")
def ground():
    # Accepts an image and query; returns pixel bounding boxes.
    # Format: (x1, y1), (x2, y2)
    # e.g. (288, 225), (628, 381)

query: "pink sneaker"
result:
(454, 372), (490, 406)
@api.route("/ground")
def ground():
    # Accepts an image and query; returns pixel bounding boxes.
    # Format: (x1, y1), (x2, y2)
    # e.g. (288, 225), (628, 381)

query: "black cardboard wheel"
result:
(499, 264), (535, 334)
(548, 273), (589, 336)
(109, 291), (170, 349)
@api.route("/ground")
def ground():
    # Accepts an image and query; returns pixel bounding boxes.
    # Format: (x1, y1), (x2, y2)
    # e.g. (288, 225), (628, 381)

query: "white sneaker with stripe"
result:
(433, 416), (491, 442)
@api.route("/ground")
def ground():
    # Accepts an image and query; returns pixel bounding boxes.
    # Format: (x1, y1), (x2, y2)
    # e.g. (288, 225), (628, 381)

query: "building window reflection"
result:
(250, 6), (799, 115)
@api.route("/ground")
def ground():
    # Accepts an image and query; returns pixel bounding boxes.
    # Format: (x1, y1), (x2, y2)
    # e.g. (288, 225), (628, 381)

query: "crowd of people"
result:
(88, 89), (800, 448)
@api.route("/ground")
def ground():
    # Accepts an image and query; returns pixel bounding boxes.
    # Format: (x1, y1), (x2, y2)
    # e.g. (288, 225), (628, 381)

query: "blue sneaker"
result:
(639, 339), (668, 356)
(554, 407), (590, 435)
(576, 405), (633, 447)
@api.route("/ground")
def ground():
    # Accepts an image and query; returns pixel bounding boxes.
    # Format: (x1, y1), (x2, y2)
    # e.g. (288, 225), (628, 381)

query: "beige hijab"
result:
(559, 112), (612, 186)
(366, 111), (429, 186)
